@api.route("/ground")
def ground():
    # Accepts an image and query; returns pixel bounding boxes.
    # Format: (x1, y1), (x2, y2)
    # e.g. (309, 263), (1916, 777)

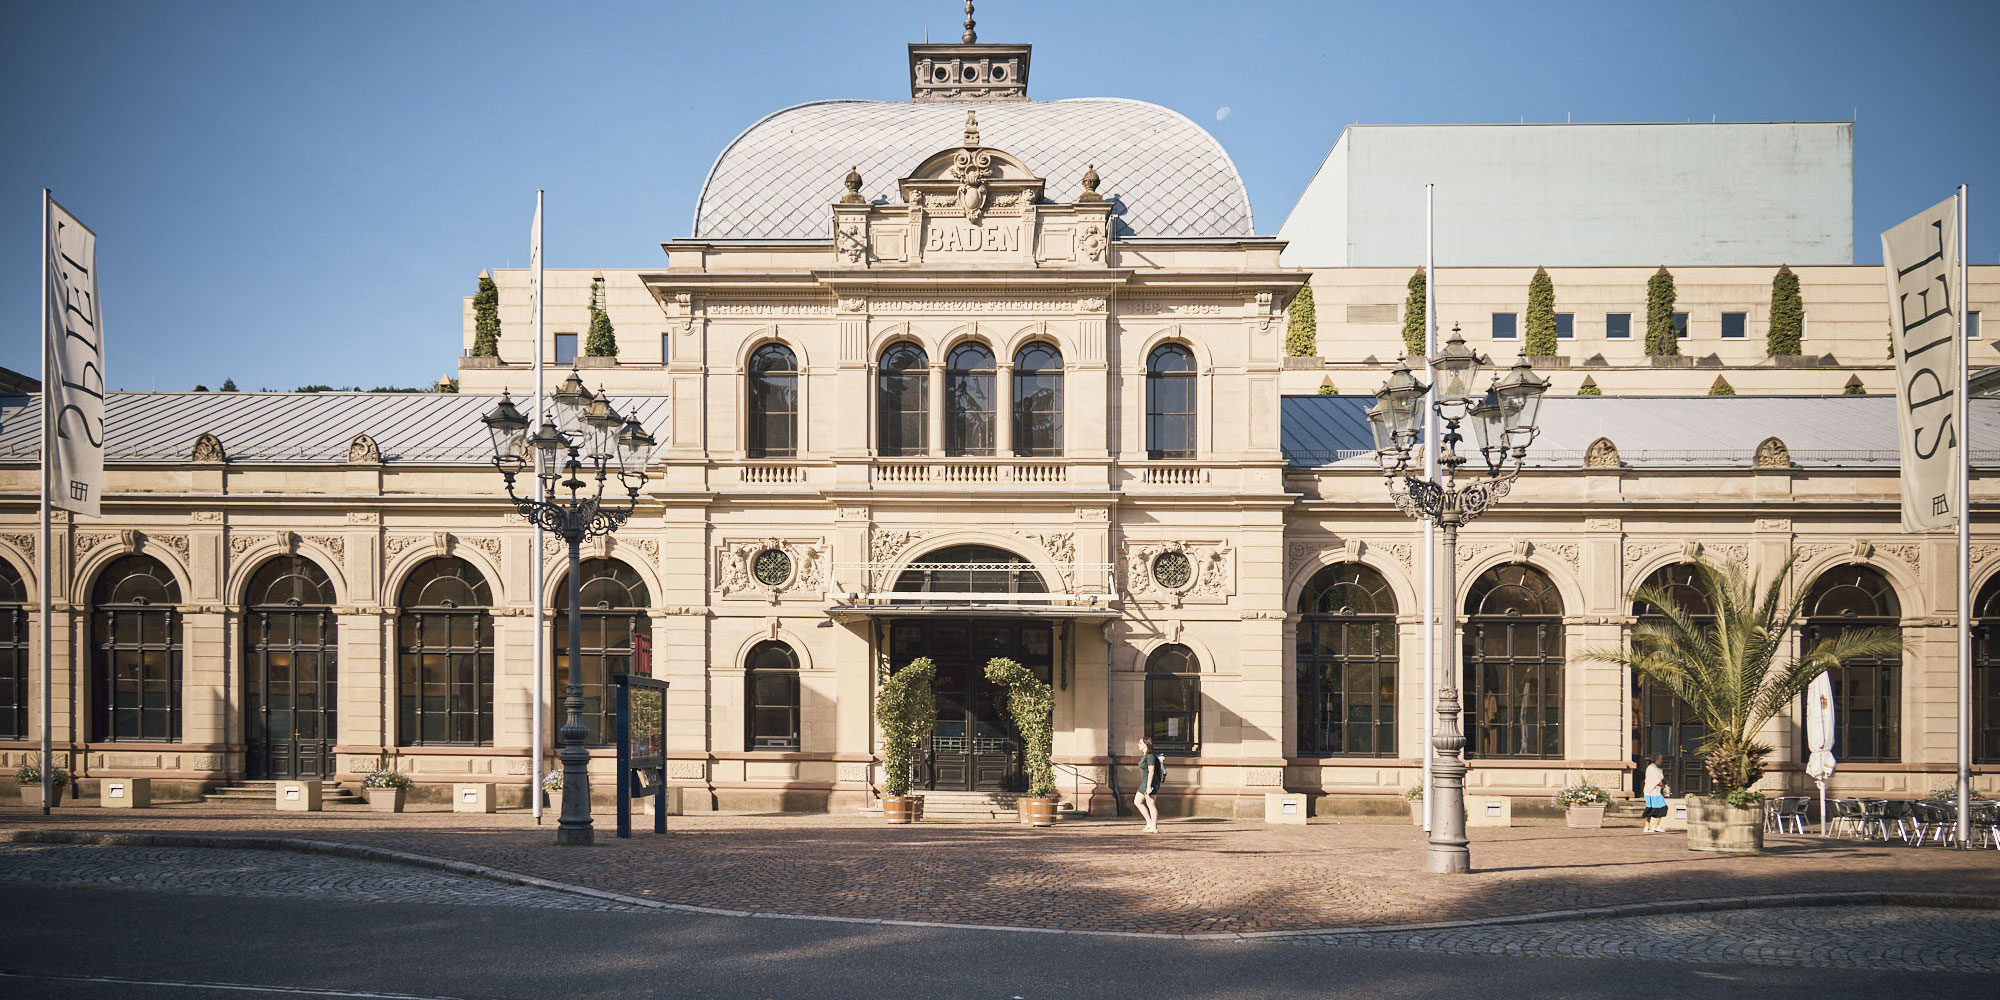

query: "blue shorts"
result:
(1645, 794), (1667, 809)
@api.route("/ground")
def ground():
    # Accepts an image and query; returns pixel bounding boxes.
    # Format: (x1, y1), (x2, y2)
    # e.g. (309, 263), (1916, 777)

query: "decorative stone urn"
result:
(1685, 795), (1765, 853)
(1564, 804), (1606, 829)
(366, 787), (406, 813)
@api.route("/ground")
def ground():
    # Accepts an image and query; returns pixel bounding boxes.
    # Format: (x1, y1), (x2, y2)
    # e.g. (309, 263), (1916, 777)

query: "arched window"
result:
(1297, 563), (1398, 756)
(90, 555), (183, 742)
(892, 544), (1047, 597)
(1803, 565), (1901, 762)
(1976, 575), (2000, 764)
(1146, 343), (1196, 460)
(0, 560), (27, 739)
(745, 640), (800, 751)
(945, 342), (995, 456)
(747, 343), (798, 459)
(244, 557), (338, 780)
(1463, 565), (1564, 758)
(878, 342), (929, 456)
(397, 557), (494, 747)
(1013, 342), (1063, 456)
(1145, 643), (1200, 753)
(553, 558), (652, 746)
(1631, 564), (1714, 795)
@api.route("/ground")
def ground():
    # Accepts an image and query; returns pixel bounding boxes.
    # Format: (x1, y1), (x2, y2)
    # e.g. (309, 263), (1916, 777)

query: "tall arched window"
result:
(877, 342), (929, 456)
(1297, 563), (1398, 756)
(1631, 564), (1714, 795)
(1013, 342), (1063, 456)
(397, 557), (494, 747)
(1976, 574), (2000, 764)
(1803, 565), (1901, 762)
(1145, 643), (1200, 753)
(1463, 564), (1564, 758)
(1146, 343), (1196, 460)
(747, 343), (798, 458)
(745, 640), (800, 751)
(553, 558), (652, 746)
(244, 556), (338, 780)
(90, 555), (183, 742)
(0, 560), (27, 739)
(945, 342), (995, 456)
(892, 544), (1047, 598)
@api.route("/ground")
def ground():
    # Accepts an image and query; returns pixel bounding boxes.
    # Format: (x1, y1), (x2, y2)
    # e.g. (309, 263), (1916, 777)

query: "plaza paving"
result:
(1, 801), (1995, 937)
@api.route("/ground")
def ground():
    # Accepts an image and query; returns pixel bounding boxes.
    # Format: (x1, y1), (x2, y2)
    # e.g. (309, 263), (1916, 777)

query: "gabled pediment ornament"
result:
(191, 433), (225, 463)
(347, 433), (382, 464)
(898, 112), (1045, 221)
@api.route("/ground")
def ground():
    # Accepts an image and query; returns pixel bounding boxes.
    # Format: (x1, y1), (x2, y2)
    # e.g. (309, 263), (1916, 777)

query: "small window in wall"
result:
(554, 333), (578, 366)
(1970, 311), (1982, 339)
(660, 333), (671, 364)
(1672, 312), (1690, 338)
(1144, 644), (1200, 753)
(1721, 312), (1746, 339)
(1555, 313), (1574, 340)
(746, 640), (801, 751)
(1605, 313), (1631, 339)
(1491, 313), (1518, 340)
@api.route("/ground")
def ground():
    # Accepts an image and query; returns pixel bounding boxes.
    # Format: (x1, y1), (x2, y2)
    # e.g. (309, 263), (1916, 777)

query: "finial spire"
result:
(962, 2), (976, 44)
(964, 111), (980, 147)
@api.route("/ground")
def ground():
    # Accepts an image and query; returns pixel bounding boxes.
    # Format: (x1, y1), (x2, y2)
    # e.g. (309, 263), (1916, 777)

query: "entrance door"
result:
(1633, 676), (1710, 797)
(245, 558), (339, 781)
(889, 618), (1054, 792)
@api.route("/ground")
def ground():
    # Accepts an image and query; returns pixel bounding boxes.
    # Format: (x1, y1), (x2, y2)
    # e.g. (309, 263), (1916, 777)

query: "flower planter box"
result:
(1410, 801), (1425, 826)
(366, 787), (407, 813)
(19, 784), (64, 809)
(1685, 795), (1765, 854)
(1021, 796), (1058, 828)
(882, 795), (917, 825)
(1565, 804), (1606, 829)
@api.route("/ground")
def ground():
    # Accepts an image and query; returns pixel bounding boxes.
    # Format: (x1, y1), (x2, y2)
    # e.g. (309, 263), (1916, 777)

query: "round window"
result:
(1152, 551), (1192, 590)
(753, 549), (793, 587)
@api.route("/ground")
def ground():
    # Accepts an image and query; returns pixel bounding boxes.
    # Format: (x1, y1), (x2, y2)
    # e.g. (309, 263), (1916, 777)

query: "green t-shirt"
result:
(1138, 751), (1164, 793)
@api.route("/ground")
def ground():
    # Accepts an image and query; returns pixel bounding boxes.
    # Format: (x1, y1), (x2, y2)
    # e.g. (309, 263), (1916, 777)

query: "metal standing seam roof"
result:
(1281, 394), (2000, 469)
(0, 393), (671, 466)
(692, 98), (1255, 240)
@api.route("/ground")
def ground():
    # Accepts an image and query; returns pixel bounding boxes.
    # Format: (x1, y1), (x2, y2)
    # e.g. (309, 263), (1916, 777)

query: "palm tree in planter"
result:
(985, 657), (1058, 826)
(1583, 555), (1904, 853)
(876, 656), (936, 824)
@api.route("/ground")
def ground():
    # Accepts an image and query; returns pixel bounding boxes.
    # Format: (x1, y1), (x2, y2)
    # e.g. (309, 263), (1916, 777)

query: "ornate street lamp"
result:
(1373, 325), (1548, 874)
(482, 376), (652, 846)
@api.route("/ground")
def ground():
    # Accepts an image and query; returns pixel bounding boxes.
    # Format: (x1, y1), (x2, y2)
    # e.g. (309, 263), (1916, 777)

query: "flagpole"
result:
(531, 190), (547, 823)
(1422, 183), (1438, 831)
(38, 190), (53, 815)
(1955, 183), (1970, 849)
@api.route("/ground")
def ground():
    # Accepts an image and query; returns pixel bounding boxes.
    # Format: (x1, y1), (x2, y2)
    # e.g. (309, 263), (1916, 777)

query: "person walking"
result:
(1134, 735), (1164, 833)
(1641, 754), (1670, 833)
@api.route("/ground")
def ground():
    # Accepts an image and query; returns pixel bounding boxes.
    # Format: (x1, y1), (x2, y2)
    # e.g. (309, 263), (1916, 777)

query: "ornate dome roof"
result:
(692, 98), (1254, 240)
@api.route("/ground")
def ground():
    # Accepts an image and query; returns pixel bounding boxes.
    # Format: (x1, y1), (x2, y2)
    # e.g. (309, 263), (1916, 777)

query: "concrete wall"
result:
(1278, 123), (1854, 269)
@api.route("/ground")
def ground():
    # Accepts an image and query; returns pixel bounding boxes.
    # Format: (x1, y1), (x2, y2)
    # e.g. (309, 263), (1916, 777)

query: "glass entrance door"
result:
(889, 618), (1053, 792)
(1633, 675), (1710, 797)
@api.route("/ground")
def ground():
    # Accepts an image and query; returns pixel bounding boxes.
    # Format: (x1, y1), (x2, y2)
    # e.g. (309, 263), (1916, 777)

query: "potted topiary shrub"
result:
(1404, 784), (1425, 826)
(985, 657), (1057, 827)
(1585, 555), (1904, 854)
(15, 754), (72, 808)
(1554, 777), (1612, 829)
(361, 758), (413, 812)
(876, 657), (937, 824)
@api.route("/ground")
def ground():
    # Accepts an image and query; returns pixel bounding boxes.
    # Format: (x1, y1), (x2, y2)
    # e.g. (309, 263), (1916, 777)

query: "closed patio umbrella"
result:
(1805, 673), (1837, 835)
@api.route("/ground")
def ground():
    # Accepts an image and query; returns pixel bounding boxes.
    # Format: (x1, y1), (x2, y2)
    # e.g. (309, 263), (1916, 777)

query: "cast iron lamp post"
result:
(482, 371), (655, 846)
(1368, 325), (1548, 874)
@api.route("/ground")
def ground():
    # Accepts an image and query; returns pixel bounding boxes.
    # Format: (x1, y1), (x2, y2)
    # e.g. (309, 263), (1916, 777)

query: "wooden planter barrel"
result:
(1685, 795), (1765, 853)
(883, 795), (917, 825)
(1022, 797), (1057, 827)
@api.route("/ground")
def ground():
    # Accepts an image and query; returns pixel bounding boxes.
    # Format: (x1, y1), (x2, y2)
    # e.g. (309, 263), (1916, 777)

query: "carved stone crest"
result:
(1077, 224), (1106, 263)
(1124, 539), (1233, 603)
(718, 538), (827, 599)
(347, 434), (382, 464)
(1584, 437), (1620, 468)
(836, 223), (868, 265)
(1754, 436), (1790, 468)
(190, 433), (225, 463)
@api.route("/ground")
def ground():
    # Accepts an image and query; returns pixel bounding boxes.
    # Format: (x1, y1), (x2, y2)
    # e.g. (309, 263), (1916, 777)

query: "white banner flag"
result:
(1882, 195), (1962, 532)
(44, 195), (104, 518)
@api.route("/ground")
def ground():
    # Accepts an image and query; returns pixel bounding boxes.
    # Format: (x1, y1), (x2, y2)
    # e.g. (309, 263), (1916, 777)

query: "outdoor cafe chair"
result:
(1880, 799), (1918, 843)
(1826, 798), (1864, 838)
(1858, 798), (1892, 840)
(1911, 801), (1945, 843)
(1771, 796), (1809, 834)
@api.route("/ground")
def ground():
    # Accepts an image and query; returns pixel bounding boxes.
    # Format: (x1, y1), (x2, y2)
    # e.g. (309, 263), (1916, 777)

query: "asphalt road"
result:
(1, 882), (1994, 1000)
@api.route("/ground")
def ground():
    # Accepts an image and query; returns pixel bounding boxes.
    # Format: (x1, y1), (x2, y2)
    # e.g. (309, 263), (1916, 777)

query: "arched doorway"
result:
(1630, 563), (1711, 796)
(551, 558), (651, 746)
(888, 545), (1052, 791)
(244, 556), (338, 780)
(1802, 564), (1902, 762)
(1462, 564), (1564, 758)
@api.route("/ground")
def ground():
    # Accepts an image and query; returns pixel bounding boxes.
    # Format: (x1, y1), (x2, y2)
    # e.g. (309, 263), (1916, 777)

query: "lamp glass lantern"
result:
(481, 392), (530, 473)
(1492, 359), (1550, 451)
(1375, 359), (1429, 450)
(583, 390), (622, 462)
(1426, 324), (1488, 404)
(529, 419), (565, 481)
(1466, 390), (1505, 468)
(551, 370), (592, 437)
(616, 417), (654, 476)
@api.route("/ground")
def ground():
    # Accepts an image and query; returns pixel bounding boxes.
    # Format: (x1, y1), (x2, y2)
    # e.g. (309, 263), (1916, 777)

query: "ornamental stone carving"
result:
(1584, 437), (1620, 468)
(347, 511), (380, 525)
(190, 511), (224, 524)
(347, 434), (382, 464)
(384, 535), (422, 557)
(1879, 542), (1920, 570)
(152, 533), (189, 561)
(74, 532), (115, 558)
(1025, 531), (1075, 565)
(1124, 540), (1233, 602)
(836, 223), (867, 264)
(1754, 436), (1790, 468)
(302, 534), (345, 558)
(718, 538), (828, 599)
(190, 433), (225, 463)
(870, 528), (930, 565)
(1540, 542), (1581, 575)
(464, 536), (502, 560)
(1077, 224), (1106, 263)
(0, 534), (33, 559)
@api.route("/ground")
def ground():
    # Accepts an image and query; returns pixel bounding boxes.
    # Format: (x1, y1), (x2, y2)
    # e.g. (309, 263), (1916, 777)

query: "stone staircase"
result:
(203, 780), (367, 806)
(861, 789), (1023, 821)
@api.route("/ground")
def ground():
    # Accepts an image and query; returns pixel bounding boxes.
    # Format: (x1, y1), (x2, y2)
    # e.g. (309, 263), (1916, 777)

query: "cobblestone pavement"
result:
(1299, 905), (2000, 973)
(0, 844), (649, 911)
(4, 802), (1996, 935)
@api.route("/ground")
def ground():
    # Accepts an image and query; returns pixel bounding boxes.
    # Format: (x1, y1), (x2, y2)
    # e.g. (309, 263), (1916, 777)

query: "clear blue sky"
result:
(6, 0), (1997, 392)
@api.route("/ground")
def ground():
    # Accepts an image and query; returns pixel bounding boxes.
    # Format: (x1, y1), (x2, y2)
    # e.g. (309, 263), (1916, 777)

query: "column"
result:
(927, 362), (946, 457)
(995, 362), (1014, 456)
